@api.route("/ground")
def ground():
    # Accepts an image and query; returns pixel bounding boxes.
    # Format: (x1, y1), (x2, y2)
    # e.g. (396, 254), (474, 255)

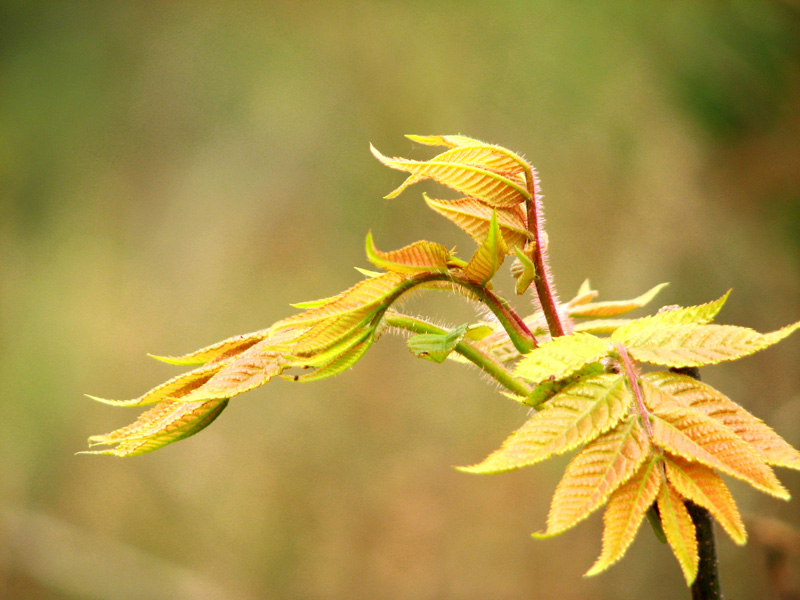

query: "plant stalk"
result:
(523, 166), (565, 338)
(672, 366), (722, 600)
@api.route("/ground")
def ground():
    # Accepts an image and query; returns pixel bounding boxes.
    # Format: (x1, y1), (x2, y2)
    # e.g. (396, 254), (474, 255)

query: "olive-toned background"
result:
(2, 3), (800, 599)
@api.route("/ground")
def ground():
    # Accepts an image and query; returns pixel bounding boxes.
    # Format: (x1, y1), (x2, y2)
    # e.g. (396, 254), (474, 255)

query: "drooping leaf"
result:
(423, 195), (531, 250)
(616, 321), (800, 368)
(370, 143), (530, 207)
(270, 272), (408, 335)
(663, 455), (746, 545)
(657, 481), (699, 585)
(462, 211), (508, 284)
(460, 373), (629, 474)
(148, 329), (272, 366)
(84, 398), (228, 457)
(178, 339), (288, 402)
(365, 231), (451, 274)
(288, 332), (374, 382)
(647, 390), (789, 499)
(586, 455), (664, 576)
(536, 417), (651, 537)
(407, 324), (468, 363)
(87, 362), (226, 407)
(644, 372), (800, 470)
(570, 283), (669, 318)
(514, 332), (611, 386)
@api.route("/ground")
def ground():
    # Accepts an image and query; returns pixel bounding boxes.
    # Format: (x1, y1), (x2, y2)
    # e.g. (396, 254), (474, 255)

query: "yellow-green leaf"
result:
(424, 195), (531, 250)
(657, 482), (699, 585)
(462, 211), (508, 284)
(617, 321), (800, 368)
(513, 244), (536, 295)
(612, 291), (731, 337)
(586, 455), (664, 576)
(288, 333), (373, 383)
(514, 332), (610, 386)
(644, 372), (800, 471)
(365, 231), (451, 274)
(461, 373), (629, 474)
(148, 329), (271, 366)
(371, 143), (530, 207)
(84, 398), (228, 457)
(664, 455), (746, 545)
(570, 283), (669, 318)
(537, 417), (651, 537)
(407, 324), (468, 363)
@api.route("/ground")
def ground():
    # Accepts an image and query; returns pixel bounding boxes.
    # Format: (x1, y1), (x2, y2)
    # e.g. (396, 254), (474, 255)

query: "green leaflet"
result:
(514, 332), (611, 386)
(611, 290), (731, 339)
(407, 324), (468, 363)
(462, 211), (508, 284)
(513, 245), (536, 295)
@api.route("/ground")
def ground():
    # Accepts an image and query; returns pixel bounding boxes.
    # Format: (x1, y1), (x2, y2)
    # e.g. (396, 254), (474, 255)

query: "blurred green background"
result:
(2, 2), (800, 599)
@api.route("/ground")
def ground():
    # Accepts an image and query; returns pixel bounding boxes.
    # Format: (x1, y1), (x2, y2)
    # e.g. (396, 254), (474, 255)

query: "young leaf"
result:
(460, 373), (629, 474)
(616, 321), (800, 368)
(586, 455), (664, 577)
(612, 291), (731, 337)
(407, 324), (468, 363)
(462, 211), (508, 284)
(289, 333), (373, 382)
(365, 231), (451, 274)
(370, 143), (530, 207)
(644, 372), (800, 471)
(84, 398), (228, 457)
(513, 244), (536, 295)
(663, 455), (746, 545)
(657, 482), (699, 585)
(148, 329), (272, 366)
(178, 340), (288, 402)
(537, 417), (651, 537)
(569, 283), (669, 318)
(647, 395), (789, 499)
(405, 134), (484, 148)
(424, 195), (531, 250)
(513, 332), (611, 386)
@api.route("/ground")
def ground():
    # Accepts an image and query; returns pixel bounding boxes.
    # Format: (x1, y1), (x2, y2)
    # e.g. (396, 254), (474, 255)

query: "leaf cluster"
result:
(86, 135), (800, 587)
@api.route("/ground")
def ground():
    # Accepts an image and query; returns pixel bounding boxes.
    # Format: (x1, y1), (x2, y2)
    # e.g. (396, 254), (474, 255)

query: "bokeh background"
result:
(2, 2), (800, 599)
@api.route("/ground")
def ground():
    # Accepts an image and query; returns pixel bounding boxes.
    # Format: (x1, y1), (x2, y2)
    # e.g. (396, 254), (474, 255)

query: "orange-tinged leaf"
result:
(657, 482), (699, 585)
(405, 133), (485, 149)
(461, 374), (629, 474)
(617, 321), (800, 368)
(148, 329), (271, 366)
(570, 283), (669, 318)
(87, 362), (225, 407)
(403, 136), (528, 174)
(179, 339), (288, 402)
(424, 195), (531, 249)
(538, 417), (651, 537)
(365, 231), (451, 274)
(514, 332), (611, 386)
(84, 398), (228, 457)
(664, 455), (746, 545)
(269, 272), (408, 335)
(371, 144), (530, 207)
(648, 398), (789, 499)
(462, 211), (508, 284)
(288, 333), (373, 383)
(586, 455), (664, 576)
(644, 372), (800, 470)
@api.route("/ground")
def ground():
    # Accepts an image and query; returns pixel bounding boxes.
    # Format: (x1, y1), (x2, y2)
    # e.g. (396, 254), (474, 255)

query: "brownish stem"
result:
(523, 168), (565, 338)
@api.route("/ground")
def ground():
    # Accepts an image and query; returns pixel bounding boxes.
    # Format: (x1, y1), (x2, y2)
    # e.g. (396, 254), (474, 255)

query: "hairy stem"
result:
(523, 166), (565, 338)
(383, 312), (533, 398)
